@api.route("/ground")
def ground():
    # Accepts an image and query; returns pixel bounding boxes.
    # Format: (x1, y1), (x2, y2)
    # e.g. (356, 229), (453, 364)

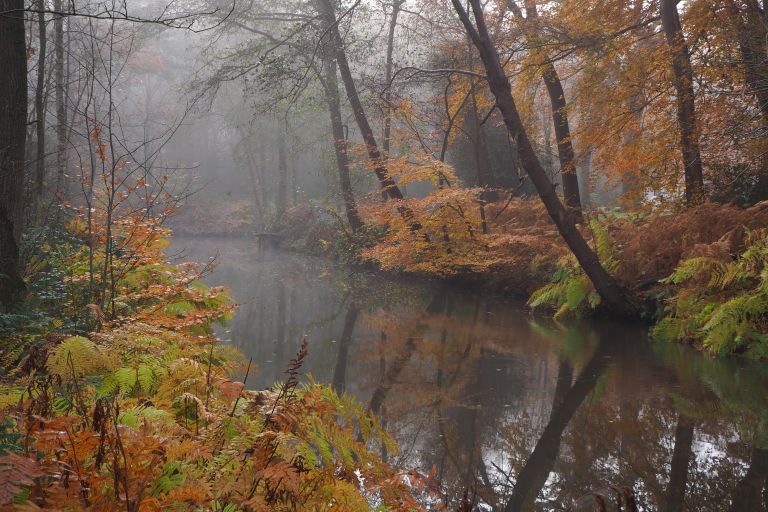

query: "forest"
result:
(0, 0), (767, 509)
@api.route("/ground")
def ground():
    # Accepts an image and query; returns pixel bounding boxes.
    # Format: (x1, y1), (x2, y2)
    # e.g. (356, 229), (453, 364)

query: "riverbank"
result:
(273, 196), (768, 357)
(0, 221), (429, 510)
(168, 235), (768, 512)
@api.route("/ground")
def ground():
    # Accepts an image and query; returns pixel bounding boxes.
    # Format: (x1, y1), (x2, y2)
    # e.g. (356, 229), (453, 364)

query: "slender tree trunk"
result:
(257, 137), (268, 210)
(451, 0), (638, 317)
(321, 56), (363, 231)
(0, 0), (28, 310)
(541, 63), (582, 217)
(470, 86), (496, 189)
(35, 0), (47, 197)
(660, 0), (705, 204)
(54, 0), (67, 196)
(314, 0), (406, 201)
(276, 124), (288, 221)
(509, 0), (582, 217)
(725, 0), (768, 202)
(382, 0), (403, 158)
(665, 417), (694, 512)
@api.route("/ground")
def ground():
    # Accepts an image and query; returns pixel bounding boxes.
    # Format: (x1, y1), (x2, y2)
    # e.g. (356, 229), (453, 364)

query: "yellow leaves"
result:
(360, 187), (564, 278)
(46, 336), (114, 379)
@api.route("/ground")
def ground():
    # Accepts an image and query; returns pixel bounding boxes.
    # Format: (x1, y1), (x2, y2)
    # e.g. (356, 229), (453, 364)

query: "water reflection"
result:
(173, 237), (768, 511)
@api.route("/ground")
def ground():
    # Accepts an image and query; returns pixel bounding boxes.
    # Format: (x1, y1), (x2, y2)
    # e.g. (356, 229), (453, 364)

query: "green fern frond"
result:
(47, 336), (110, 379)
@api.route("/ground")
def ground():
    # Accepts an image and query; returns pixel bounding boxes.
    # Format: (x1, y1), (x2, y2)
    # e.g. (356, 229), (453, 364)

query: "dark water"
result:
(173, 236), (768, 511)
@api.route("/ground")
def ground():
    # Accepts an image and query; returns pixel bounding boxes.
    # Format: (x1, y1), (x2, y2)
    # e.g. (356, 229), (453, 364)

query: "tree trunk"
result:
(660, 0), (705, 204)
(54, 0), (67, 196)
(276, 125), (288, 221)
(470, 86), (497, 189)
(382, 0), (403, 158)
(321, 55), (363, 231)
(35, 0), (47, 197)
(508, 0), (582, 216)
(0, 0), (28, 310)
(314, 0), (406, 201)
(520, 0), (582, 217)
(724, 0), (768, 202)
(451, 0), (639, 317)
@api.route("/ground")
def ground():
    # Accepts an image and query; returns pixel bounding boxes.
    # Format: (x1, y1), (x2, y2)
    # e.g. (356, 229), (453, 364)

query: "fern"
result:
(655, 229), (768, 356)
(0, 454), (40, 505)
(528, 256), (596, 318)
(527, 217), (621, 318)
(46, 336), (110, 379)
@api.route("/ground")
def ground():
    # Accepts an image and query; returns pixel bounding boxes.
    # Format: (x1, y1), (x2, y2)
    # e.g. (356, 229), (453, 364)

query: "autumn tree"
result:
(660, 0), (704, 204)
(449, 0), (638, 316)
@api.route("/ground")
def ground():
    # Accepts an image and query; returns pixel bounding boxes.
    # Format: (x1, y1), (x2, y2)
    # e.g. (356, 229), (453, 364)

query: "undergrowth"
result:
(653, 228), (768, 357)
(0, 214), (434, 511)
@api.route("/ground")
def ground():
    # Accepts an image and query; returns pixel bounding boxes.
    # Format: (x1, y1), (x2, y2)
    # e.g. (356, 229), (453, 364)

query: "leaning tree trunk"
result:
(35, 0), (47, 197)
(321, 55), (363, 232)
(451, 0), (638, 317)
(660, 0), (704, 204)
(0, 0), (28, 309)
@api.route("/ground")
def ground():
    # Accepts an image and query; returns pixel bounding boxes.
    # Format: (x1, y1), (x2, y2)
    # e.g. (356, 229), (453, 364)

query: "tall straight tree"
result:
(35, 0), (48, 196)
(450, 0), (637, 316)
(382, 0), (404, 159)
(660, 0), (704, 204)
(0, 0), (28, 309)
(320, 55), (364, 231)
(54, 0), (68, 194)
(724, 0), (768, 202)
(508, 0), (583, 218)
(276, 123), (288, 220)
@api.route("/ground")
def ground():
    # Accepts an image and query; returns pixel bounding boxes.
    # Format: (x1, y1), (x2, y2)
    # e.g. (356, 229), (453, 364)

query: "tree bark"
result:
(35, 0), (47, 197)
(54, 0), (67, 196)
(0, 0), (28, 309)
(382, 0), (404, 158)
(724, 0), (768, 202)
(514, 0), (582, 217)
(507, 0), (581, 216)
(451, 0), (638, 317)
(660, 0), (705, 204)
(321, 55), (363, 231)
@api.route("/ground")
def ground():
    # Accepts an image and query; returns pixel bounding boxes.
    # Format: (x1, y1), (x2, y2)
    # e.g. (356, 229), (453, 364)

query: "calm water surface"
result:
(173, 236), (768, 511)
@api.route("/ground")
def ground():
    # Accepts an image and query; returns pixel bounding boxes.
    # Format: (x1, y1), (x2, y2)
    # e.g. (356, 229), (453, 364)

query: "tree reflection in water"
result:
(174, 238), (768, 511)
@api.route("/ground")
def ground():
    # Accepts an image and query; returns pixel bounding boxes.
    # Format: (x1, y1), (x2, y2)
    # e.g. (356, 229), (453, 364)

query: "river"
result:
(172, 236), (768, 511)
